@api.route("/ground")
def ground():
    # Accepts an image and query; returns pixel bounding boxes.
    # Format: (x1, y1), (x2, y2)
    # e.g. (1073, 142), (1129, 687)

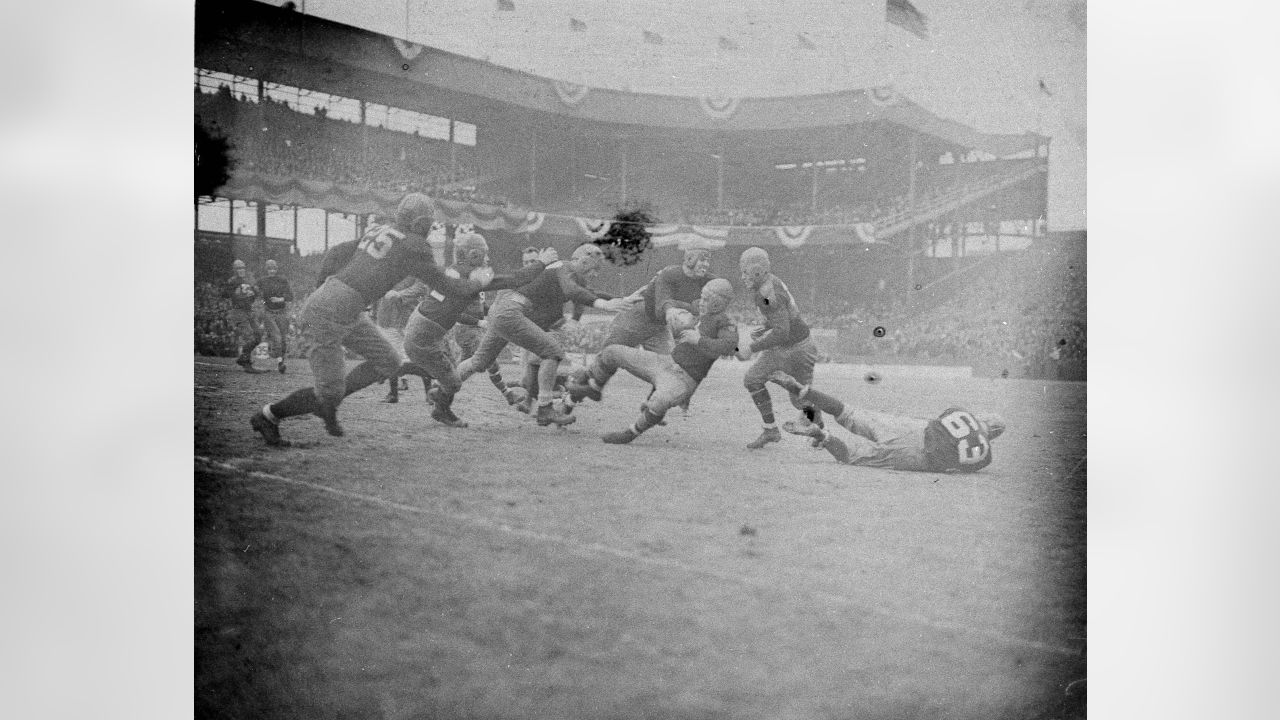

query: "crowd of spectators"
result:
(196, 85), (510, 207)
(804, 240), (1085, 375)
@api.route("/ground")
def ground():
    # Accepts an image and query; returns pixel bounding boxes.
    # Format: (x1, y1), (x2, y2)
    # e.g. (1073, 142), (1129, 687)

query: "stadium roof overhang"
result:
(196, 0), (1043, 159)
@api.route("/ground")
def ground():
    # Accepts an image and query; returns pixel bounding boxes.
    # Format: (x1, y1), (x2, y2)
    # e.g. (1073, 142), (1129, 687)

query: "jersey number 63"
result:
(939, 410), (991, 465)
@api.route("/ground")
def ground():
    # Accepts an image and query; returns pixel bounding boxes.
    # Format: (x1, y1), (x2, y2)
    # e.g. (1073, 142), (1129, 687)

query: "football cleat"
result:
(250, 411), (289, 447)
(535, 403), (576, 427)
(746, 426), (782, 449)
(430, 405), (469, 428)
(315, 401), (345, 437)
(601, 428), (638, 444)
(781, 420), (826, 448)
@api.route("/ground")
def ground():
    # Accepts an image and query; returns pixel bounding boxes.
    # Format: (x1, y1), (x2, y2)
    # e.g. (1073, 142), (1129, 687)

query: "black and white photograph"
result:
(189, 1), (1087, 717)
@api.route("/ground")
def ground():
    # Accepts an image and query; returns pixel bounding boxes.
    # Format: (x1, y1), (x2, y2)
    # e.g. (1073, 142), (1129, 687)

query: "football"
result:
(667, 308), (698, 335)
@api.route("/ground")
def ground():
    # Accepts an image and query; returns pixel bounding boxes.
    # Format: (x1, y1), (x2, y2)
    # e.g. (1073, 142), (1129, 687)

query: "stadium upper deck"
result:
(196, 0), (1043, 164)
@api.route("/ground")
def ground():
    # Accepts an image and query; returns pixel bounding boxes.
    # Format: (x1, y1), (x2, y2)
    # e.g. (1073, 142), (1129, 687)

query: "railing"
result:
(874, 163), (1048, 240)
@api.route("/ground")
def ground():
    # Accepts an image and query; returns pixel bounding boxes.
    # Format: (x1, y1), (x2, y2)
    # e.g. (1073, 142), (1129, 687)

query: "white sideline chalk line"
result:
(196, 456), (1081, 658)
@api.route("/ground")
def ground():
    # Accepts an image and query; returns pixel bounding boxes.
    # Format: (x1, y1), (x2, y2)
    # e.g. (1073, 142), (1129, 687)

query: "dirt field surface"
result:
(195, 355), (1085, 720)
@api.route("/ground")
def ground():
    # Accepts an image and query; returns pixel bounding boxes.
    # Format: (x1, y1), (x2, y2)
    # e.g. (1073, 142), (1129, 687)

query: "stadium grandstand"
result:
(195, 0), (1081, 380)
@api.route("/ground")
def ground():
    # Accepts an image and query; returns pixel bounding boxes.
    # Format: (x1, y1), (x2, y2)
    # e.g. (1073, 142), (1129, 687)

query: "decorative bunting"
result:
(643, 30), (663, 45)
(551, 79), (590, 106)
(575, 217), (612, 239)
(718, 36), (738, 51)
(775, 225), (814, 249)
(796, 33), (816, 50)
(697, 95), (741, 120)
(217, 165), (1041, 250)
(650, 225), (729, 249)
(570, 18), (586, 32)
(865, 83), (902, 107)
(391, 38), (423, 61)
(515, 211), (546, 234)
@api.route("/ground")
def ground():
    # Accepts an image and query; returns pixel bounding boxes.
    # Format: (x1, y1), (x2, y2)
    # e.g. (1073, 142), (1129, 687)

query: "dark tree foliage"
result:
(195, 121), (235, 198)
(593, 204), (656, 266)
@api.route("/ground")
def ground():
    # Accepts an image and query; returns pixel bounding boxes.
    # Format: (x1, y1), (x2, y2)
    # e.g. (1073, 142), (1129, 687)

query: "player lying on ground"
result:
(400, 233), (555, 427)
(249, 193), (489, 447)
(737, 246), (824, 450)
(566, 278), (738, 444)
(456, 243), (639, 427)
(766, 372), (1007, 473)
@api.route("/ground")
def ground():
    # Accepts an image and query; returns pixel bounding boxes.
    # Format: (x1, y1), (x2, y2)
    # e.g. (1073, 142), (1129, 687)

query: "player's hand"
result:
(751, 326), (768, 340)
(468, 266), (494, 287)
(677, 328), (701, 345)
(537, 247), (559, 265)
(598, 297), (632, 313)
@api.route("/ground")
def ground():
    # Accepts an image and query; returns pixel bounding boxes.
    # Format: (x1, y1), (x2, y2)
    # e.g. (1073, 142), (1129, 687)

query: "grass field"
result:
(194, 355), (1085, 720)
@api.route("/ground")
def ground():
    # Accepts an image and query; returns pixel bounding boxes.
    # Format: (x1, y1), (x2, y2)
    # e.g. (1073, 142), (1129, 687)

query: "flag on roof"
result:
(718, 36), (739, 51)
(496, 0), (515, 11)
(643, 30), (664, 45)
(796, 33), (816, 50)
(886, 0), (929, 40)
(570, 17), (586, 31)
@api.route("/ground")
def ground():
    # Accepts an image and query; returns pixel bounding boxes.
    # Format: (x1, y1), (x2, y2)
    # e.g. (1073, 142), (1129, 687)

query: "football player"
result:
(375, 276), (429, 403)
(400, 232), (554, 427)
(768, 372), (1006, 472)
(442, 232), (531, 407)
(256, 259), (294, 374)
(566, 278), (738, 444)
(456, 243), (638, 427)
(736, 247), (822, 449)
(249, 193), (490, 447)
(222, 259), (264, 373)
(600, 245), (717, 354)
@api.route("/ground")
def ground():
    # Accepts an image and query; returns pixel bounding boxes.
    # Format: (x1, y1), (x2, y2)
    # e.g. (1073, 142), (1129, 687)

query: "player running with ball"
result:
(566, 278), (738, 444)
(766, 372), (1006, 472)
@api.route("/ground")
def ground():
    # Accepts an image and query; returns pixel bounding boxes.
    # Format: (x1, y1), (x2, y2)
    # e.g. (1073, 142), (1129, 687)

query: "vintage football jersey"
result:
(750, 274), (811, 350)
(670, 312), (738, 382)
(223, 275), (258, 312)
(923, 407), (994, 472)
(414, 262), (547, 331)
(332, 224), (473, 305)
